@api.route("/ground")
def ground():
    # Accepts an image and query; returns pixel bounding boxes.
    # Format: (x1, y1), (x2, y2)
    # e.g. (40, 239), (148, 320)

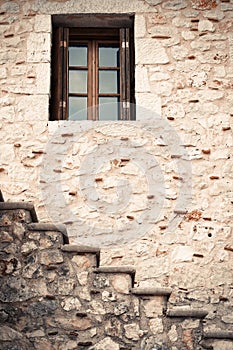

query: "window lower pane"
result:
(99, 71), (119, 94)
(69, 97), (87, 120)
(98, 97), (119, 120)
(69, 70), (87, 94)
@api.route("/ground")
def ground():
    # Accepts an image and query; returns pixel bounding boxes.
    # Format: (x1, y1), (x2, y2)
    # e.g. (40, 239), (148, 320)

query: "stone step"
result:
(94, 266), (136, 285)
(0, 202), (38, 223)
(167, 306), (208, 318)
(204, 330), (233, 340)
(131, 287), (172, 316)
(61, 244), (100, 267)
(27, 223), (69, 244)
(92, 266), (136, 293)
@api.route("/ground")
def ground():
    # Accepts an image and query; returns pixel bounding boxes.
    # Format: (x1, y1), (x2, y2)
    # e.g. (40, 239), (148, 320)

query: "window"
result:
(50, 15), (135, 121)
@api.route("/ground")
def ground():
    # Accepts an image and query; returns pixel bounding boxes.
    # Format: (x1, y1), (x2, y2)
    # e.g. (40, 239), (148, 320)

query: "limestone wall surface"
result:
(0, 0), (233, 342)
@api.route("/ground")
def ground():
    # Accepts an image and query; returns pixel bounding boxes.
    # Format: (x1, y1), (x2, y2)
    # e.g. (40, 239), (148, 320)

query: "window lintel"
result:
(52, 14), (134, 29)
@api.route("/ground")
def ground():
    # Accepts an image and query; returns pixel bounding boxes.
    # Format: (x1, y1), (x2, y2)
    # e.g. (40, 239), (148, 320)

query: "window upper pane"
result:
(99, 45), (120, 67)
(69, 45), (88, 67)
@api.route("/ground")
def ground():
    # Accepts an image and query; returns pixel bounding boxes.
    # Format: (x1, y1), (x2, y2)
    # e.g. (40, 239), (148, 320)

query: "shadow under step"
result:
(0, 190), (4, 202)
(131, 287), (172, 297)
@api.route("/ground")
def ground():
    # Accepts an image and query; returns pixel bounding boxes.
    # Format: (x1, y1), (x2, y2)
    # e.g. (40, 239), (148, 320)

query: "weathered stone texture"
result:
(0, 0), (233, 347)
(2, 203), (216, 348)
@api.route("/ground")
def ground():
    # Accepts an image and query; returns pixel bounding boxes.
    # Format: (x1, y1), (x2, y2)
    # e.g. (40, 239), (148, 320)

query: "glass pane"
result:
(69, 70), (87, 94)
(99, 45), (120, 67)
(99, 97), (119, 120)
(69, 97), (87, 120)
(99, 71), (119, 94)
(69, 46), (87, 67)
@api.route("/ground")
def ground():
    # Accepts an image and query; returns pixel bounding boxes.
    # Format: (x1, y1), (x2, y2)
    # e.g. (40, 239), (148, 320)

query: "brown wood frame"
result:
(50, 15), (135, 121)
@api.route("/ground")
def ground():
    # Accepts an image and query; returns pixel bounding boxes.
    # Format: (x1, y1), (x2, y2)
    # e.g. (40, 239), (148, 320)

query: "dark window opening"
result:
(50, 15), (135, 121)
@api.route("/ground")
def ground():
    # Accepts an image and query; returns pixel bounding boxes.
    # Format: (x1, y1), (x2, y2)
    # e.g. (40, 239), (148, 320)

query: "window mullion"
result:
(87, 40), (92, 120)
(120, 28), (126, 120)
(125, 27), (131, 120)
(94, 41), (98, 120)
(62, 28), (69, 120)
(50, 27), (64, 120)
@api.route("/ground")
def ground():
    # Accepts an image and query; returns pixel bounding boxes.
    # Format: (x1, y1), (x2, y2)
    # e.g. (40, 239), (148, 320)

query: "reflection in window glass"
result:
(69, 97), (87, 120)
(99, 71), (119, 94)
(69, 70), (87, 94)
(99, 97), (119, 120)
(69, 46), (87, 67)
(99, 45), (119, 67)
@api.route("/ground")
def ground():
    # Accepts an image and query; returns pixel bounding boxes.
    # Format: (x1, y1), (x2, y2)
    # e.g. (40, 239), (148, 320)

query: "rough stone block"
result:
(171, 246), (194, 262)
(135, 14), (147, 38)
(135, 65), (150, 92)
(124, 323), (142, 340)
(163, 0), (188, 10)
(136, 93), (161, 119)
(90, 337), (120, 350)
(40, 249), (64, 265)
(35, 63), (50, 94)
(1, 1), (19, 13)
(135, 38), (169, 64)
(143, 296), (165, 317)
(27, 33), (51, 62)
(111, 274), (131, 294)
(34, 15), (51, 33)
(168, 324), (178, 342)
(15, 95), (49, 121)
(149, 318), (164, 334)
(72, 254), (96, 269)
(145, 0), (162, 5)
(61, 297), (82, 311)
(171, 45), (188, 60)
(198, 19), (215, 32)
(0, 326), (22, 341)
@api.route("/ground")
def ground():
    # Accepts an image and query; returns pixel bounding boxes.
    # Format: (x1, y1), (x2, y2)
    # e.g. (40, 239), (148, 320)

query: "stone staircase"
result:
(0, 190), (232, 350)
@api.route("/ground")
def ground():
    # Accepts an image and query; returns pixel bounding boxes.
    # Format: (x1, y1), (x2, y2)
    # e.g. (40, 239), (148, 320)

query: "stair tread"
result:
(94, 266), (136, 275)
(0, 202), (38, 222)
(204, 330), (233, 339)
(131, 287), (172, 296)
(62, 244), (100, 253)
(167, 306), (208, 318)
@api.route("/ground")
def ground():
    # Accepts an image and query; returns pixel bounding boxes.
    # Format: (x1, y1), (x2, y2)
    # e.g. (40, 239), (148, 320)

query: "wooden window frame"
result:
(50, 14), (135, 121)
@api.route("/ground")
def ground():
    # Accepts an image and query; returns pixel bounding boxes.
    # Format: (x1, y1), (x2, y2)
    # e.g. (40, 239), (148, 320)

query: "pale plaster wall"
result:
(0, 0), (233, 330)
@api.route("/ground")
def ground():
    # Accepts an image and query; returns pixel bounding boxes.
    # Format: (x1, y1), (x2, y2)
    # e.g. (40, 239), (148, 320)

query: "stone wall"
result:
(0, 1), (233, 346)
(1, 199), (233, 349)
